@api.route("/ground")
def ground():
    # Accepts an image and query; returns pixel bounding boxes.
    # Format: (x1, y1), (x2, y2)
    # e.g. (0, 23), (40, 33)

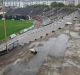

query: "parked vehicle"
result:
(29, 48), (37, 54)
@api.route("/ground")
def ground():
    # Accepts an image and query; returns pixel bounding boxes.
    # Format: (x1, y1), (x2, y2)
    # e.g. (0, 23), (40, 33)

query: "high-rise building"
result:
(67, 0), (80, 6)
(75, 0), (80, 5)
(2, 0), (80, 7)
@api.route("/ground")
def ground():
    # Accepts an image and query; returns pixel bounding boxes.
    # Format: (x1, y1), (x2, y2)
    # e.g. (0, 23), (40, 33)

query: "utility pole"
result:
(2, 0), (8, 52)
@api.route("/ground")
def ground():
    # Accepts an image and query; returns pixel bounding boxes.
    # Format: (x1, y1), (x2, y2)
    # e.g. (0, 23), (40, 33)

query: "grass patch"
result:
(0, 20), (33, 40)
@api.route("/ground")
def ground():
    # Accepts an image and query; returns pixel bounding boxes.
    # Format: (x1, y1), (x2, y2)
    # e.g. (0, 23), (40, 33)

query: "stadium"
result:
(0, 0), (80, 75)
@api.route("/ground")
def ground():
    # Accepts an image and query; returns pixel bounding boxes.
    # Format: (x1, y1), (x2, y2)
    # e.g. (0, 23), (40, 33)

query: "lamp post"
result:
(2, 0), (8, 52)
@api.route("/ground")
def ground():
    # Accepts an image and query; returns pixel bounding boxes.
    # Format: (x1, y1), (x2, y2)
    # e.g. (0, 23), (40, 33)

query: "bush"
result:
(50, 2), (65, 8)
(50, 2), (58, 7)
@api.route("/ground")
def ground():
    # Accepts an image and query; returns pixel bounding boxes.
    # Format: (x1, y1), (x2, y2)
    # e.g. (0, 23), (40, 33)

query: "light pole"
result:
(2, 0), (8, 52)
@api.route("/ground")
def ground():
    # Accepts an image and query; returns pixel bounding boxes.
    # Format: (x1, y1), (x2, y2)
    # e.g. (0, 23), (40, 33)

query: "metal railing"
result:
(0, 40), (19, 56)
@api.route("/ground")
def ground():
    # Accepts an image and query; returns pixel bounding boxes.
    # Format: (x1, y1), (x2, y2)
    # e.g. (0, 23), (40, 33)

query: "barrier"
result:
(0, 40), (19, 56)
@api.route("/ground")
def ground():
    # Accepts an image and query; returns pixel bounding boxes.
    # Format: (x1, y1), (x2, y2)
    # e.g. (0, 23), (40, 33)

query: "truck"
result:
(29, 48), (38, 55)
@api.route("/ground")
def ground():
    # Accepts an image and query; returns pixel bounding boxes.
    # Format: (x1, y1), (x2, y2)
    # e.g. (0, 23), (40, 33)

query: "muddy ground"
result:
(0, 22), (80, 75)
(37, 23), (80, 75)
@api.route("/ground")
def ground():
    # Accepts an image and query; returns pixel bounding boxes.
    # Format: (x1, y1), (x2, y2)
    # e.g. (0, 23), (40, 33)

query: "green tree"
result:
(50, 2), (58, 7)
(31, 4), (49, 8)
(57, 3), (65, 7)
(51, 2), (65, 8)
(67, 4), (75, 7)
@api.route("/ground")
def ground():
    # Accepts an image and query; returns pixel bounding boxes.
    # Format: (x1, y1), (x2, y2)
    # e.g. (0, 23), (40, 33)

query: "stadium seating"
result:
(6, 6), (44, 20)
(44, 7), (77, 22)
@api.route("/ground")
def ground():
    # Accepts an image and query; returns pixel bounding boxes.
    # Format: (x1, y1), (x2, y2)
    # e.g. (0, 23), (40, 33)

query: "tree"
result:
(50, 2), (58, 7)
(31, 4), (49, 8)
(57, 3), (65, 7)
(50, 2), (65, 8)
(67, 4), (75, 7)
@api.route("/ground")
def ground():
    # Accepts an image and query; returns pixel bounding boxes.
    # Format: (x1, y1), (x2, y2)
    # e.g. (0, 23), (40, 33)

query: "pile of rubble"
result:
(37, 38), (80, 75)
(37, 24), (80, 75)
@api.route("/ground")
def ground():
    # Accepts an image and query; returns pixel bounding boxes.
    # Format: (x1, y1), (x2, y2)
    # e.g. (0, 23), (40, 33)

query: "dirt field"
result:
(1, 20), (80, 75)
(37, 23), (80, 75)
(0, 24), (68, 74)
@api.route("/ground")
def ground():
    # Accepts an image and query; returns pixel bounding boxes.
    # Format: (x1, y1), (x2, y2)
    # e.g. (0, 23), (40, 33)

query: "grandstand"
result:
(44, 7), (77, 21)
(4, 6), (77, 25)
(0, 6), (77, 39)
(5, 6), (44, 20)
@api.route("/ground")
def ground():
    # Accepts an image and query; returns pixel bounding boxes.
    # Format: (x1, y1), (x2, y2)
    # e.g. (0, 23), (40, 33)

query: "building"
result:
(75, 0), (80, 6)
(2, 0), (80, 7)
(3, 0), (67, 7)
(67, 0), (80, 6)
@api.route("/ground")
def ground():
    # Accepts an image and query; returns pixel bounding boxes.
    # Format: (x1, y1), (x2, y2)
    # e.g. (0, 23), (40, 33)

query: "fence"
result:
(0, 40), (19, 56)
